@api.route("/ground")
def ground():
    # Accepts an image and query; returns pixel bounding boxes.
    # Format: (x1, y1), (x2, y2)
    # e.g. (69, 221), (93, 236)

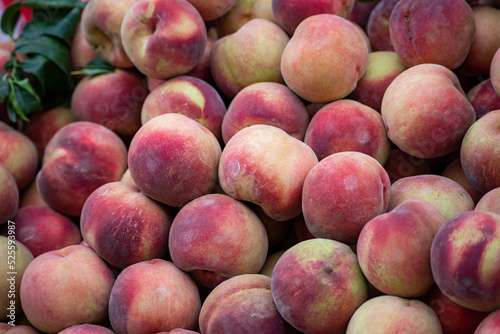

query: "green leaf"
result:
(43, 7), (82, 46)
(16, 35), (71, 74)
(71, 58), (116, 77)
(0, 79), (9, 103)
(0, 2), (22, 38)
(20, 54), (72, 94)
(6, 103), (18, 123)
(11, 79), (42, 121)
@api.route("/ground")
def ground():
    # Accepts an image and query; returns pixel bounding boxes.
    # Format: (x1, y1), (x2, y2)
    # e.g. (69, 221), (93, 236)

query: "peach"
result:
(210, 18), (289, 99)
(475, 187), (500, 215)
(0, 122), (39, 191)
(185, 37), (215, 85)
(128, 113), (221, 207)
(381, 64), (476, 159)
(294, 214), (316, 242)
(20, 245), (115, 333)
(389, 174), (474, 221)
(36, 121), (128, 216)
(215, 0), (275, 37)
(259, 250), (286, 277)
(383, 148), (432, 183)
(459, 5), (500, 76)
(467, 79), (500, 120)
(271, 238), (368, 334)
(0, 324), (38, 334)
(120, 0), (207, 80)
(22, 107), (73, 161)
(186, 0), (237, 20)
(492, 48), (500, 95)
(302, 151), (391, 244)
(169, 194), (268, 288)
(347, 0), (377, 29)
(71, 69), (147, 138)
(389, 0), (475, 69)
(272, 0), (355, 36)
(304, 99), (391, 165)
(349, 51), (406, 112)
(80, 0), (136, 68)
(420, 284), (490, 334)
(161, 330), (198, 334)
(431, 211), (500, 312)
(108, 259), (201, 334)
(475, 309), (500, 333)
(141, 76), (226, 142)
(218, 124), (318, 221)
(81, 181), (171, 269)
(221, 82), (309, 144)
(442, 158), (483, 205)
(460, 109), (500, 194)
(0, 237), (33, 321)
(0, 164), (18, 224)
(365, 0), (399, 51)
(70, 22), (98, 73)
(250, 204), (292, 249)
(199, 274), (295, 334)
(357, 199), (446, 297)
(19, 179), (47, 208)
(1, 206), (81, 258)
(346, 295), (442, 333)
(59, 324), (115, 334)
(281, 14), (368, 103)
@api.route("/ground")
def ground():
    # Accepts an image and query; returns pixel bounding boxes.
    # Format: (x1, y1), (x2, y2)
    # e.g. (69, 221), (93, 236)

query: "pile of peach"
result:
(1, 0), (500, 333)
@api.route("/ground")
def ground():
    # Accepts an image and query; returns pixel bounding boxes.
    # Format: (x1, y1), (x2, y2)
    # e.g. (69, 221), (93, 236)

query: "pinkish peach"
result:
(0, 164), (18, 224)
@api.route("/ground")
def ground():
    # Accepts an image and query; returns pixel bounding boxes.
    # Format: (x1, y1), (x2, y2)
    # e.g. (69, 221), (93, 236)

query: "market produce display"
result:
(0, 0), (500, 333)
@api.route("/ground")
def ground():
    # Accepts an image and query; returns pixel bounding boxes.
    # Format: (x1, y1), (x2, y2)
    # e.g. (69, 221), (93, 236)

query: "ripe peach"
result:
(59, 324), (115, 334)
(492, 48), (500, 95)
(475, 187), (500, 215)
(441, 158), (483, 205)
(475, 309), (500, 333)
(467, 79), (500, 120)
(70, 22), (98, 73)
(186, 0), (237, 20)
(0, 165), (18, 224)
(0, 324), (38, 334)
(19, 179), (47, 208)
(365, 0), (400, 51)
(215, 0), (275, 37)
(383, 148), (432, 183)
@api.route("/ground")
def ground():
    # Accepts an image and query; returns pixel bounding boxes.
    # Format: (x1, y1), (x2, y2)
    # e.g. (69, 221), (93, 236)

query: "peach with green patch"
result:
(281, 14), (368, 103)
(128, 113), (221, 207)
(304, 99), (391, 165)
(215, 0), (275, 37)
(0, 164), (18, 224)
(302, 151), (391, 244)
(218, 124), (318, 221)
(349, 51), (406, 112)
(81, 181), (171, 269)
(141, 75), (226, 142)
(210, 18), (289, 99)
(431, 211), (500, 312)
(271, 238), (368, 334)
(200, 274), (295, 334)
(346, 295), (443, 333)
(120, 0), (207, 79)
(169, 194), (268, 288)
(20, 245), (115, 333)
(108, 259), (201, 334)
(357, 199), (446, 297)
(222, 82), (309, 144)
(381, 64), (476, 159)
(36, 122), (128, 217)
(80, 0), (137, 68)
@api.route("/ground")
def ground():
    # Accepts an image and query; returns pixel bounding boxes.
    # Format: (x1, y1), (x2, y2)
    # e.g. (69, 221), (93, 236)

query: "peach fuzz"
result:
(475, 187), (500, 215)
(349, 51), (406, 112)
(365, 0), (400, 51)
(108, 259), (201, 334)
(186, 0), (237, 20)
(389, 0), (475, 69)
(430, 211), (500, 312)
(271, 238), (368, 334)
(128, 113), (221, 207)
(218, 124), (318, 221)
(71, 69), (147, 138)
(0, 122), (39, 191)
(81, 182), (172, 269)
(120, 0), (207, 79)
(460, 109), (500, 194)
(36, 121), (128, 216)
(383, 148), (432, 183)
(199, 274), (295, 334)
(141, 76), (226, 142)
(80, 0), (136, 68)
(272, 0), (355, 36)
(169, 194), (268, 288)
(420, 284), (490, 334)
(20, 245), (115, 333)
(381, 64), (476, 159)
(302, 151), (391, 244)
(357, 199), (446, 297)
(281, 14), (368, 103)
(346, 295), (442, 333)
(467, 78), (500, 120)
(221, 82), (309, 144)
(210, 19), (289, 99)
(0, 164), (18, 224)
(389, 174), (474, 221)
(475, 309), (500, 333)
(2, 206), (81, 258)
(304, 99), (391, 165)
(215, 0), (275, 37)
(0, 237), (33, 320)
(59, 324), (115, 334)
